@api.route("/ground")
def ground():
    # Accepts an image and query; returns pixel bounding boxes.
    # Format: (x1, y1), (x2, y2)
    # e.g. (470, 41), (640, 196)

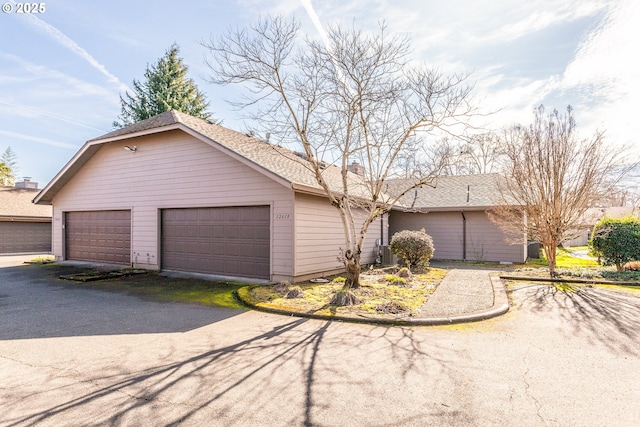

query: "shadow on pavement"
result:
(0, 264), (243, 340)
(515, 283), (640, 356)
(2, 317), (465, 427)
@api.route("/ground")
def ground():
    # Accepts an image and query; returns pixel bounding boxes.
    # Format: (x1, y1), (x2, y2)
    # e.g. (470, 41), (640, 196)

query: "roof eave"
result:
(291, 183), (329, 197)
(390, 204), (507, 213)
(0, 215), (52, 222)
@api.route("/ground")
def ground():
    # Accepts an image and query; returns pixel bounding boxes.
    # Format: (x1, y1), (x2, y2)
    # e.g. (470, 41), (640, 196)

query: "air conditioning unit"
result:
(380, 245), (397, 266)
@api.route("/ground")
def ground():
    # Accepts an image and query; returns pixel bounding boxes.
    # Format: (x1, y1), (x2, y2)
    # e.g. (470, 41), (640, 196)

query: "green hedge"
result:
(590, 215), (640, 271)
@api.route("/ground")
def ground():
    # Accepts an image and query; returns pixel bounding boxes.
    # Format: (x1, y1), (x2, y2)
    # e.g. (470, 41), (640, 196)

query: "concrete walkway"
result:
(418, 267), (509, 323)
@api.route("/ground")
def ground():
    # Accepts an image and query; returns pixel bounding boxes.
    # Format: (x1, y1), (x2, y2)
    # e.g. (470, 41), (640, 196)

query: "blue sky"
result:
(1, 0), (638, 187)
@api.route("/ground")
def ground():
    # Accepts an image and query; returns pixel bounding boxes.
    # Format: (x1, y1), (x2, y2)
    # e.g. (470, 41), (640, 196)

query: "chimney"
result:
(15, 177), (38, 189)
(347, 161), (365, 176)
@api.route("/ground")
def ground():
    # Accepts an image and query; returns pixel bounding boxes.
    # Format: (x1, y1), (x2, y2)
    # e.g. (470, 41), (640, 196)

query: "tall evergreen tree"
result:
(0, 147), (18, 186)
(114, 44), (214, 128)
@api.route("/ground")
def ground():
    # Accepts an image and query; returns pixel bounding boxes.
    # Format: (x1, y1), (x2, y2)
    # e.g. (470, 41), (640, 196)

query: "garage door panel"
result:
(212, 244), (226, 256)
(255, 243), (270, 258)
(0, 222), (52, 253)
(65, 210), (131, 264)
(162, 206), (270, 279)
(198, 225), (212, 238)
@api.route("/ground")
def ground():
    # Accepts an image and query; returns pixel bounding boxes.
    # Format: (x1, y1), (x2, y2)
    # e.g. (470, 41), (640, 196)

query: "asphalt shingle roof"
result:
(387, 174), (505, 210)
(38, 111), (511, 210)
(0, 186), (52, 218)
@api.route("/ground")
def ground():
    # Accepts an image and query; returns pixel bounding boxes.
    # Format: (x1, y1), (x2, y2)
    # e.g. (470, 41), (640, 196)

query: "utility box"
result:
(380, 245), (397, 266)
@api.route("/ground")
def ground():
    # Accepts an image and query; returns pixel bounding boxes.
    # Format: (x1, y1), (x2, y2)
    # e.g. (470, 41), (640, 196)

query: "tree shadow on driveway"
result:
(2, 316), (468, 427)
(514, 283), (640, 356)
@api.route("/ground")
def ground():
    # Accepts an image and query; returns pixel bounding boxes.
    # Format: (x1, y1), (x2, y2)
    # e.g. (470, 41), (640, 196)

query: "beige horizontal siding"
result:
(465, 211), (526, 263)
(389, 210), (525, 263)
(294, 193), (386, 277)
(51, 131), (295, 277)
(389, 211), (463, 260)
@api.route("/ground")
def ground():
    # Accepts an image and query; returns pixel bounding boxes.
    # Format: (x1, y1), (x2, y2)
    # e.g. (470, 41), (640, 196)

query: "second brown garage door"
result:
(161, 206), (270, 279)
(0, 221), (52, 254)
(65, 210), (131, 264)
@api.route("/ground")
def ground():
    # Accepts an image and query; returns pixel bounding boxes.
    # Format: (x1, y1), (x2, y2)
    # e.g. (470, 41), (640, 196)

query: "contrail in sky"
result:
(298, 0), (353, 96)
(19, 10), (131, 94)
(0, 99), (107, 133)
(0, 130), (77, 149)
(299, 0), (331, 47)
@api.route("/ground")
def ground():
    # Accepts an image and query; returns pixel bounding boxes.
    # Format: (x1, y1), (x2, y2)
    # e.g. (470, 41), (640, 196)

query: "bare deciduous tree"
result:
(421, 132), (505, 176)
(459, 132), (505, 174)
(203, 17), (475, 303)
(490, 105), (625, 277)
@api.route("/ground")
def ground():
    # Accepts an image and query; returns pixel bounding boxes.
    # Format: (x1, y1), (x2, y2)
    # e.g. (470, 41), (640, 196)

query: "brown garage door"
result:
(65, 210), (131, 264)
(0, 221), (52, 253)
(161, 206), (270, 279)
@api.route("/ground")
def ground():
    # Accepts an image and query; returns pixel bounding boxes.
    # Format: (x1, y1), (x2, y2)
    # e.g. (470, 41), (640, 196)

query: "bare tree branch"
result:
(490, 105), (629, 276)
(202, 16), (476, 295)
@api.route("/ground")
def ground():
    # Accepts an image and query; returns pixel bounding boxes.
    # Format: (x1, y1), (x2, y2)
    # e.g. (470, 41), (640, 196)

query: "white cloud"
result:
(1, 54), (121, 102)
(560, 0), (639, 156)
(15, 10), (131, 94)
(0, 130), (77, 149)
(0, 99), (106, 132)
(474, 1), (608, 45)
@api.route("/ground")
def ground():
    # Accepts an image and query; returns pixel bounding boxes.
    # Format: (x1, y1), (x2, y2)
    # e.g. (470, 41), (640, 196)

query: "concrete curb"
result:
(500, 275), (640, 287)
(234, 274), (510, 326)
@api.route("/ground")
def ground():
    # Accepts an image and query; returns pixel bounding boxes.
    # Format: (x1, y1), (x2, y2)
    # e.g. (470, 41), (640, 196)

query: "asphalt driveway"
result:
(0, 262), (240, 340)
(1, 258), (639, 426)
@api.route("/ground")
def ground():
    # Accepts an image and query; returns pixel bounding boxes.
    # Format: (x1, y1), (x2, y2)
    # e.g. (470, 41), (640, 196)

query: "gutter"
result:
(290, 183), (330, 197)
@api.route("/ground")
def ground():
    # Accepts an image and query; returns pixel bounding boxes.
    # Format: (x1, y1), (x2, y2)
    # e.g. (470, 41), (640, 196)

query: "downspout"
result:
(461, 211), (467, 261)
(462, 184), (469, 262)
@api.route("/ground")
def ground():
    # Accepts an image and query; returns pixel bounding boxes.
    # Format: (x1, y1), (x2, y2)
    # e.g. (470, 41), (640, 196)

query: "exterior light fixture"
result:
(124, 145), (137, 152)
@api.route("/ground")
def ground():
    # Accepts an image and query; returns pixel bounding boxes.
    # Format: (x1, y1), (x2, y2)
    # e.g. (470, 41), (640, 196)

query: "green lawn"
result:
(528, 246), (599, 268)
(61, 271), (247, 309)
(240, 268), (448, 317)
(520, 246), (640, 282)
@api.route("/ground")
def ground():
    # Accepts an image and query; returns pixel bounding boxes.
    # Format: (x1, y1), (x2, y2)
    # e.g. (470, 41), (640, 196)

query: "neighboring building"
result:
(34, 110), (385, 282)
(388, 174), (527, 264)
(0, 185), (52, 254)
(563, 206), (637, 247)
(15, 177), (39, 189)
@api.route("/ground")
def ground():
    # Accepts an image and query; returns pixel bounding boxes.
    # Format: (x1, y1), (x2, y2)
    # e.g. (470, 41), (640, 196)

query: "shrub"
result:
(397, 267), (413, 279)
(375, 301), (410, 315)
(590, 216), (640, 271)
(624, 261), (640, 271)
(284, 286), (304, 299)
(332, 276), (346, 283)
(390, 229), (435, 270)
(273, 281), (291, 294)
(384, 274), (408, 287)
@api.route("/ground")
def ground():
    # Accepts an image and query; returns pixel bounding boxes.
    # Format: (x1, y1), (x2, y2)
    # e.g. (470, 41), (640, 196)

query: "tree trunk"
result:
(329, 249), (361, 306)
(344, 249), (361, 289)
(545, 242), (558, 277)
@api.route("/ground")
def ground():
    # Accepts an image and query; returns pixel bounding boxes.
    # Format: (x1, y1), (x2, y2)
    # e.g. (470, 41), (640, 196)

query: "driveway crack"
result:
(522, 353), (546, 425)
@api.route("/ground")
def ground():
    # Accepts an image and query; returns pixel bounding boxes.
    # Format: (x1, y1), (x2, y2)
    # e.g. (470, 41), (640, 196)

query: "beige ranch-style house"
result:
(34, 110), (525, 282)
